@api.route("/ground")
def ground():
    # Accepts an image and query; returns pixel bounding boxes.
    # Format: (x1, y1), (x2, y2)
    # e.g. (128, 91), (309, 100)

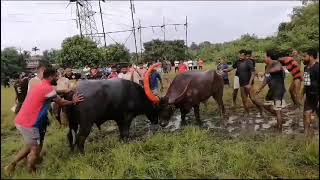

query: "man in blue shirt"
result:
(150, 69), (163, 96)
(217, 59), (230, 87)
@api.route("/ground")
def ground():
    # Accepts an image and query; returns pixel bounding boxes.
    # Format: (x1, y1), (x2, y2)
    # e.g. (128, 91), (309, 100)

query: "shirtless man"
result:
(257, 49), (286, 132)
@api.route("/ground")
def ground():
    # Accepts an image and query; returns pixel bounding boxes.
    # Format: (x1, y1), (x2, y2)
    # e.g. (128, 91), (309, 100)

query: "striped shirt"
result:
(280, 57), (302, 80)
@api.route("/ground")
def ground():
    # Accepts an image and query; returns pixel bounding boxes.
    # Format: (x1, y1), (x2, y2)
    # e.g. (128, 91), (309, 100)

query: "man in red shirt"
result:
(178, 60), (188, 73)
(4, 67), (84, 176)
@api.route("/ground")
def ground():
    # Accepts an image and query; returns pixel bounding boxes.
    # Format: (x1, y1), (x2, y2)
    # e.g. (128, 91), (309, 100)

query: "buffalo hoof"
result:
(79, 149), (85, 155)
(181, 121), (188, 126)
(120, 137), (130, 143)
(196, 121), (203, 127)
(69, 146), (74, 152)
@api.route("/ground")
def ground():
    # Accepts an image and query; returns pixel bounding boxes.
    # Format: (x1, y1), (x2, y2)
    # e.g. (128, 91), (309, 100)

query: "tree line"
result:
(1, 2), (318, 78)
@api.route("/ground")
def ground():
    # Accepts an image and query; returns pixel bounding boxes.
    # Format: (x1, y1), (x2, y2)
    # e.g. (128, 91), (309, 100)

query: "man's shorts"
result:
(16, 124), (41, 145)
(304, 94), (319, 113)
(233, 76), (240, 89)
(264, 100), (286, 111)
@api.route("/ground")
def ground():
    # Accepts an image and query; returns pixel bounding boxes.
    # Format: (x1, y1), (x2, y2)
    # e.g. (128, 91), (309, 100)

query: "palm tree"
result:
(32, 46), (40, 55)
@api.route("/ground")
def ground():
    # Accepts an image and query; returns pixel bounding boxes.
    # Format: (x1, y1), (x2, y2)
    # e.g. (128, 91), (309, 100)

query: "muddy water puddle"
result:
(160, 106), (318, 137)
(101, 106), (318, 138)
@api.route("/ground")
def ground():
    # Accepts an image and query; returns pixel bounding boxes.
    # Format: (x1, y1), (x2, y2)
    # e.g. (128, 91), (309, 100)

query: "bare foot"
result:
(4, 164), (16, 177)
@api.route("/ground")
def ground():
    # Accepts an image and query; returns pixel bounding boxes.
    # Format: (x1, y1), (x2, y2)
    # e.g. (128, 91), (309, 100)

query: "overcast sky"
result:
(1, 1), (302, 54)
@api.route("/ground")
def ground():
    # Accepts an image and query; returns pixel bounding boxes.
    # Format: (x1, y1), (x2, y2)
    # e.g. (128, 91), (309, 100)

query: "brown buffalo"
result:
(145, 69), (225, 127)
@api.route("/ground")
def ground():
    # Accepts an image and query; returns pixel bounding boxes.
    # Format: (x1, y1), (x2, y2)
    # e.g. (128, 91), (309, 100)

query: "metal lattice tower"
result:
(72, 0), (101, 45)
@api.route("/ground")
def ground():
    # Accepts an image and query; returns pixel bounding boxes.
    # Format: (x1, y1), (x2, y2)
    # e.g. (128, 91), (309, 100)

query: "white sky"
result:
(1, 1), (302, 54)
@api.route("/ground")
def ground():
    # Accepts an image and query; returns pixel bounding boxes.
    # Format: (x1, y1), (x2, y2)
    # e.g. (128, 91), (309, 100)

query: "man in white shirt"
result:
(82, 65), (90, 79)
(187, 60), (193, 70)
(193, 60), (198, 70)
(174, 60), (179, 73)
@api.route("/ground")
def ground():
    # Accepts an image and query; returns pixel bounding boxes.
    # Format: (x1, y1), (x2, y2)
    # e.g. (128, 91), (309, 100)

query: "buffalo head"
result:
(143, 63), (191, 127)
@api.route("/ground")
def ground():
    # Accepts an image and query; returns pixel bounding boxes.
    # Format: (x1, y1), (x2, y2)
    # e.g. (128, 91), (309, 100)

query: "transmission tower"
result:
(71, 0), (101, 45)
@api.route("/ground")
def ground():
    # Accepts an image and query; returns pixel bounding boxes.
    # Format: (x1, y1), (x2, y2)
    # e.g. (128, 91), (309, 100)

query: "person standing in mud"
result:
(302, 49), (319, 137)
(256, 49), (286, 132)
(225, 50), (245, 107)
(279, 51), (303, 109)
(224, 49), (264, 116)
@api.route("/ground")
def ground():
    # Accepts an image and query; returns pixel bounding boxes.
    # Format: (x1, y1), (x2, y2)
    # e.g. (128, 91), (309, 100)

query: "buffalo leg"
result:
(67, 125), (79, 152)
(116, 121), (131, 141)
(116, 114), (133, 141)
(193, 105), (202, 126)
(213, 92), (225, 117)
(180, 108), (189, 126)
(76, 124), (93, 154)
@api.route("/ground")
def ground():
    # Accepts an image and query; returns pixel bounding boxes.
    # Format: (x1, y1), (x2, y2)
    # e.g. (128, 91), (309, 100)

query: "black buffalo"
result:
(64, 79), (158, 154)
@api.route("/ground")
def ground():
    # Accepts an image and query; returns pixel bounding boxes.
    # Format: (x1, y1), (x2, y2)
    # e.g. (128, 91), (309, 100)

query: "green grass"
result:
(1, 63), (319, 179)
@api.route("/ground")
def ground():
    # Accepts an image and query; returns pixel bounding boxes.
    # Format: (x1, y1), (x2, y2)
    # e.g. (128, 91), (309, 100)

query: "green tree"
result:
(143, 39), (187, 63)
(275, 2), (319, 51)
(59, 35), (102, 68)
(100, 44), (130, 65)
(1, 47), (26, 78)
(42, 49), (61, 65)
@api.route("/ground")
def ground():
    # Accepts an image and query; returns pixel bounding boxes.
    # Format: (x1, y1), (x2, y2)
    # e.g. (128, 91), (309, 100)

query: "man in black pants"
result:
(257, 49), (286, 132)
(225, 50), (245, 107)
(302, 48), (319, 137)
(225, 49), (264, 116)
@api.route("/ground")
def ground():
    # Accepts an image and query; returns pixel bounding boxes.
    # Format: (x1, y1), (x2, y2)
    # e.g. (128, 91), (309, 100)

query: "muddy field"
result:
(1, 63), (319, 179)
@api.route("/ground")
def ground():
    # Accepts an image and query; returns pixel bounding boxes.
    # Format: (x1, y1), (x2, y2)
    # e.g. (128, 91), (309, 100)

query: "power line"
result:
(124, 31), (133, 45)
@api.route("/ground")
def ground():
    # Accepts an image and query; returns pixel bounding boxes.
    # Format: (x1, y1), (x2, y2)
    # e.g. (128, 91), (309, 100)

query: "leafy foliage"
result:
(59, 35), (102, 68)
(58, 35), (130, 67)
(143, 39), (187, 63)
(1, 47), (26, 78)
(100, 44), (130, 65)
(42, 49), (61, 65)
(194, 2), (319, 64)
